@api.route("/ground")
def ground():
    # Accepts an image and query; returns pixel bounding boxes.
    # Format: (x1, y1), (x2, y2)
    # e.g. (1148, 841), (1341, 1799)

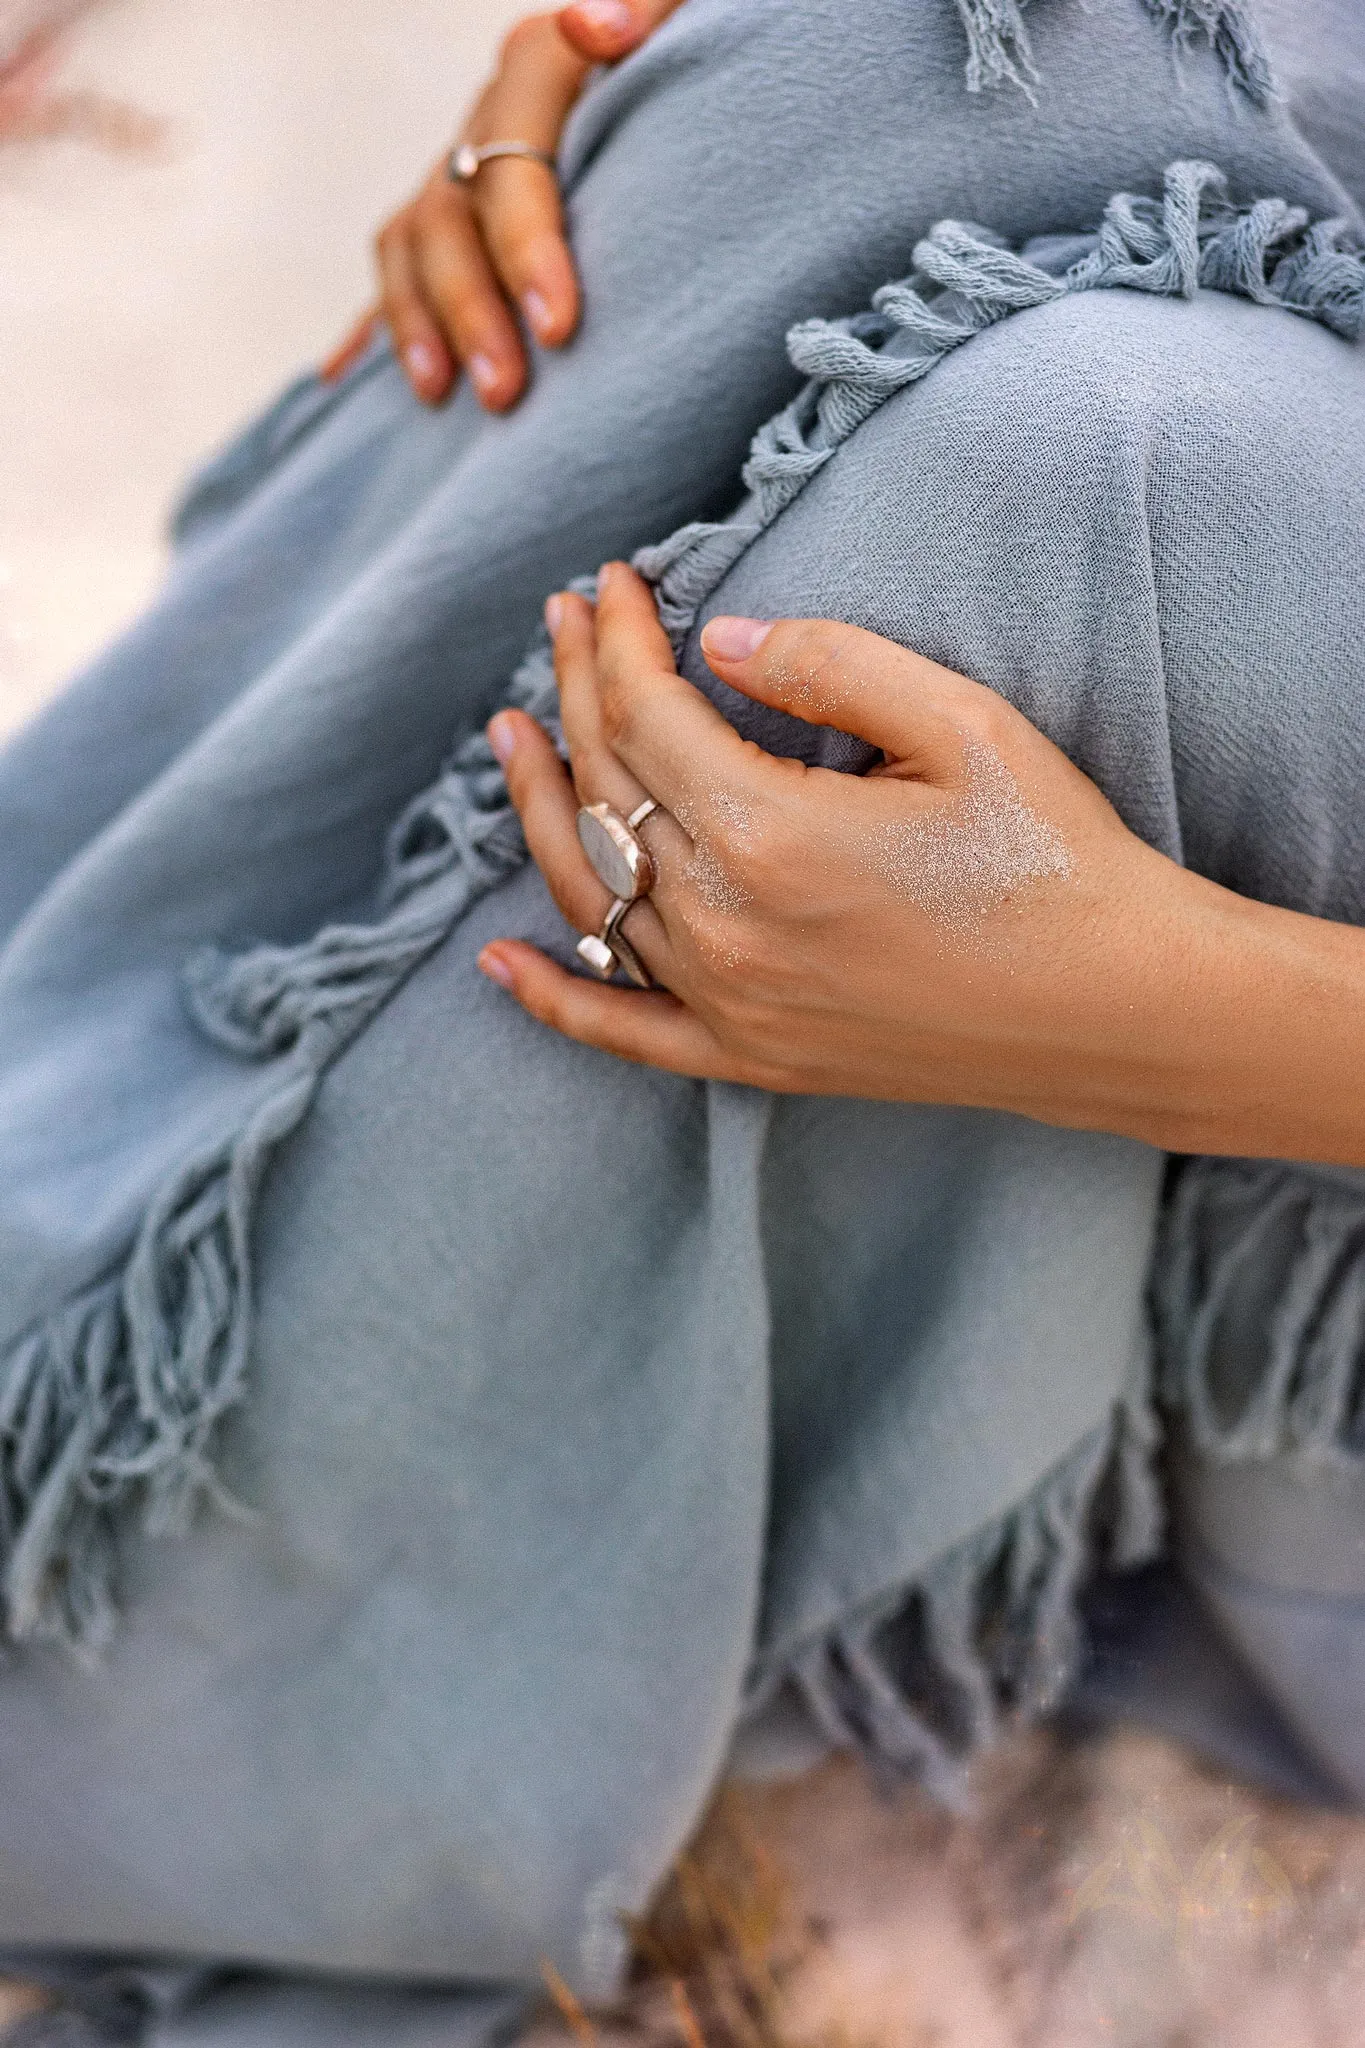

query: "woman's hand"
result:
(478, 564), (1365, 1165)
(322, 2), (684, 410)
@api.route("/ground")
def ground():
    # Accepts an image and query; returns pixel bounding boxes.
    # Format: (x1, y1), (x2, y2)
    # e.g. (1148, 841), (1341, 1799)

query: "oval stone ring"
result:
(576, 798), (659, 903)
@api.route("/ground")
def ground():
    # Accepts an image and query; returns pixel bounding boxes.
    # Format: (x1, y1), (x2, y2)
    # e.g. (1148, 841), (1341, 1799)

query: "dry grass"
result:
(536, 1785), (868, 2048)
(526, 1728), (1365, 2048)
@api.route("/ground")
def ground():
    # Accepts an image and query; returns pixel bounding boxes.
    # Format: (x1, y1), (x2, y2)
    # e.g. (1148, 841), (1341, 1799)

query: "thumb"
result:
(699, 615), (992, 780)
(557, 0), (686, 63)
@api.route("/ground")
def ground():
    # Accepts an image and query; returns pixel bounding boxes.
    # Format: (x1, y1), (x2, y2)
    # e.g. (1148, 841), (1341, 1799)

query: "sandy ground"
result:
(3, 5), (1365, 2045)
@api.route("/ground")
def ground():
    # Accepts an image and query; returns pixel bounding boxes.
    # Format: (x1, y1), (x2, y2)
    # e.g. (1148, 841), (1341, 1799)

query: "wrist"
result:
(1058, 851), (1365, 1164)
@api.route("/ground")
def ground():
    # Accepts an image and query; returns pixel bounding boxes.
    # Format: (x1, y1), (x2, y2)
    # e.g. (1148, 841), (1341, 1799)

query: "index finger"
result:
(593, 563), (772, 826)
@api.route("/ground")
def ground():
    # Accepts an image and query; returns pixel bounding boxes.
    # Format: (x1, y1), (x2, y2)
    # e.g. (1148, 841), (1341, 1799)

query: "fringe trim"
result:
(1140, 0), (1274, 110)
(637, 161), (1363, 661)
(4, 161), (1361, 1653)
(953, 0), (1039, 97)
(750, 1396), (1163, 1806)
(1155, 1159), (1365, 1468)
(0, 651), (552, 1650)
(950, 0), (1273, 106)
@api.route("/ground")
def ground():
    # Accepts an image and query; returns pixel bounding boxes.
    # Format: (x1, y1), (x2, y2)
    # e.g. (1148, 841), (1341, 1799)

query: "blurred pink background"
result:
(0, 0), (523, 734)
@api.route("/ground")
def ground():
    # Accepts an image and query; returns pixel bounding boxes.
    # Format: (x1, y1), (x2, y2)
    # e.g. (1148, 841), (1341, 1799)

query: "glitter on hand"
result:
(865, 737), (1073, 944)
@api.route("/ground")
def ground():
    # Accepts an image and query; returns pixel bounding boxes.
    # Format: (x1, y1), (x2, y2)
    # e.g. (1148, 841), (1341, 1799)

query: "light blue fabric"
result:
(0, 1), (1362, 2039)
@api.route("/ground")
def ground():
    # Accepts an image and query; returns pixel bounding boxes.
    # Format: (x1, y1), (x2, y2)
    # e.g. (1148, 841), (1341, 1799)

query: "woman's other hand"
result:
(322, 3), (685, 410)
(480, 565), (1365, 1164)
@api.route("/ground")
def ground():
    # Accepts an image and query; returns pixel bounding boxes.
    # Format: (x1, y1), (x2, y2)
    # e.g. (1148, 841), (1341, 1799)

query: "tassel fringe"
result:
(953, 0), (1039, 97)
(1140, 0), (1275, 109)
(951, 0), (1273, 105)
(0, 650), (551, 1648)
(639, 162), (1362, 661)
(3, 161), (1360, 1653)
(1155, 1160), (1365, 1468)
(752, 1395), (1162, 1802)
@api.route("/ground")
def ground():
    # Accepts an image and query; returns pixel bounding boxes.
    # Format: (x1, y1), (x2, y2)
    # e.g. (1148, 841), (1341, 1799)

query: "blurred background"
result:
(0, 0), (522, 735)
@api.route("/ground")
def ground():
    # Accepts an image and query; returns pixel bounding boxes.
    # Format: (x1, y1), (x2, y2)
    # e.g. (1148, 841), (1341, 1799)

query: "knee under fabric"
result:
(0, 0), (1361, 2009)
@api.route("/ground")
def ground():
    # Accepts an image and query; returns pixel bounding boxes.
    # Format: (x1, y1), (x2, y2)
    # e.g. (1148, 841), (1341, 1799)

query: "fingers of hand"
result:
(591, 565), (759, 824)
(320, 308), (379, 384)
(548, 589), (695, 913)
(493, 708), (674, 978)
(477, 942), (747, 1082)
(550, 594), (652, 813)
(699, 614), (988, 779)
(479, 12), (591, 149)
(379, 14), (589, 409)
(464, 13), (588, 345)
(374, 220), (459, 402)
(474, 163), (578, 347)
(557, 0), (687, 62)
(407, 184), (531, 409)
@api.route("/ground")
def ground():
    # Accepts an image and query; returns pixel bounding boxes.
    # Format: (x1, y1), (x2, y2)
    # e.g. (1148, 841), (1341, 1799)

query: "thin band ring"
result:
(576, 896), (653, 989)
(449, 141), (556, 185)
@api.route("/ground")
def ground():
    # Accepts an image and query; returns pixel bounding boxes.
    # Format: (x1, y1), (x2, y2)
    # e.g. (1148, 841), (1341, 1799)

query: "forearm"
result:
(1040, 847), (1365, 1166)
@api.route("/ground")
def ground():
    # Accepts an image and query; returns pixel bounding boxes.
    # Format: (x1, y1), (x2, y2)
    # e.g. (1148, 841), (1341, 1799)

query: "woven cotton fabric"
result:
(0, 1), (1361, 2037)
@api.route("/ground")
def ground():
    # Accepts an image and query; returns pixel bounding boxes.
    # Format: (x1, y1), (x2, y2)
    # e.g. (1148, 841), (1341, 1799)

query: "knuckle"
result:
(968, 689), (1018, 757)
(737, 810), (796, 894)
(773, 619), (859, 710)
(783, 615), (841, 666)
(709, 981), (768, 1051)
(599, 673), (638, 751)
(482, 203), (535, 269)
(413, 185), (453, 233)
(499, 12), (555, 64)
(538, 982), (570, 1032)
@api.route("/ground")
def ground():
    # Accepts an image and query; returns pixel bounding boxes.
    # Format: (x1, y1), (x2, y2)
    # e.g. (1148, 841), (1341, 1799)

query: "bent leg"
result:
(685, 283), (1365, 1794)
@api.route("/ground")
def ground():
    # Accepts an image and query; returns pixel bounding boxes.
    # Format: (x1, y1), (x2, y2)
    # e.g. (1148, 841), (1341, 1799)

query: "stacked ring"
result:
(449, 140), (556, 184)
(575, 799), (660, 986)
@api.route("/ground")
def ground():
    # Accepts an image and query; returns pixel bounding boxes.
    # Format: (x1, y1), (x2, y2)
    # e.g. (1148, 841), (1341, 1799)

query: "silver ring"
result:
(576, 800), (658, 904)
(449, 140), (555, 184)
(576, 897), (653, 989)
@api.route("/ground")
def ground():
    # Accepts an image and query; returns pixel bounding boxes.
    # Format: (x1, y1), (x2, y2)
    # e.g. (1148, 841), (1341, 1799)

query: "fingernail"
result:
(571, 0), (633, 32)
(544, 593), (565, 637)
(404, 340), (443, 388)
(522, 288), (555, 342)
(597, 560), (624, 592)
(701, 616), (774, 662)
(468, 353), (502, 399)
(487, 713), (517, 766)
(479, 948), (514, 990)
